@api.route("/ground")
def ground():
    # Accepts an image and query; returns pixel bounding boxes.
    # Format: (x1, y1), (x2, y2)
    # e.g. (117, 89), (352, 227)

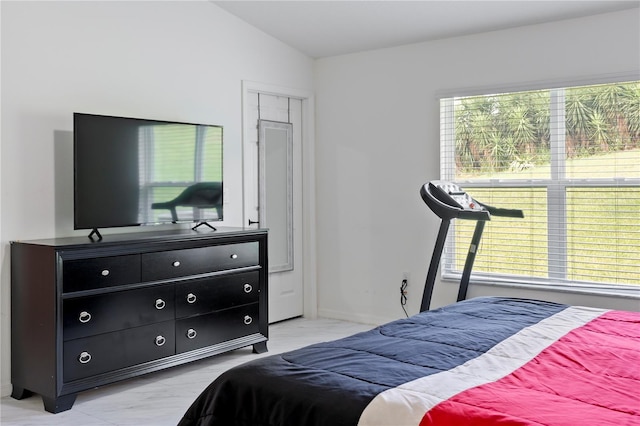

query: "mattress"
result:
(179, 297), (640, 426)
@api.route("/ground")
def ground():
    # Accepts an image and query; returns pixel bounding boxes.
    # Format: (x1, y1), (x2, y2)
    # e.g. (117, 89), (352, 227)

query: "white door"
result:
(243, 90), (304, 323)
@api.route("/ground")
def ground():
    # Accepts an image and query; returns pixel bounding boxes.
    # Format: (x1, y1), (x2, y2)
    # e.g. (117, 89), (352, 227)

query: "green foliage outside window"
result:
(454, 81), (640, 175)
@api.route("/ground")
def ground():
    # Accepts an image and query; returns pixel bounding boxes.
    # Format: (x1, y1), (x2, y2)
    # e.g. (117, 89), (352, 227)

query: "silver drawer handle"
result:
(101, 269), (110, 276)
(244, 315), (253, 325)
(186, 293), (197, 304)
(78, 351), (92, 364)
(186, 328), (197, 339)
(230, 254), (238, 259)
(172, 261), (181, 267)
(243, 283), (253, 293)
(155, 299), (166, 310)
(79, 311), (92, 323)
(155, 335), (166, 346)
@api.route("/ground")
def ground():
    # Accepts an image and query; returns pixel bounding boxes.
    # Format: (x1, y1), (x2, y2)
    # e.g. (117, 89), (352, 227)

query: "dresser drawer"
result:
(63, 255), (141, 293)
(141, 242), (259, 281)
(63, 321), (175, 382)
(63, 285), (174, 341)
(176, 303), (260, 353)
(175, 271), (260, 318)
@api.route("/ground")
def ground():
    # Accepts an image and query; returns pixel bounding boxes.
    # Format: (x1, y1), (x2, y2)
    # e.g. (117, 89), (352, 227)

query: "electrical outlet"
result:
(402, 271), (410, 285)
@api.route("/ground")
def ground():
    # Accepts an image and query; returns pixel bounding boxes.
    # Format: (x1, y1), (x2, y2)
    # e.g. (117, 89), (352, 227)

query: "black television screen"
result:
(74, 113), (223, 232)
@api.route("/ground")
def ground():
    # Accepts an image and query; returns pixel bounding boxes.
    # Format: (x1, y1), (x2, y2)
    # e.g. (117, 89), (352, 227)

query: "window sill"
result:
(442, 273), (640, 300)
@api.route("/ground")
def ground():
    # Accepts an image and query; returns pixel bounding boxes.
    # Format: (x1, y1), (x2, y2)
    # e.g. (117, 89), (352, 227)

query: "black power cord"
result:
(400, 279), (408, 317)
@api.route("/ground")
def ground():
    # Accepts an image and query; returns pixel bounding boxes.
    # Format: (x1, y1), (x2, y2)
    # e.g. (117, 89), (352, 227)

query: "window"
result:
(440, 81), (640, 291)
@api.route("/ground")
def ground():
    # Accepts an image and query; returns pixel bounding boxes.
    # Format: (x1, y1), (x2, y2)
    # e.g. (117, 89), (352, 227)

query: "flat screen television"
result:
(74, 113), (223, 237)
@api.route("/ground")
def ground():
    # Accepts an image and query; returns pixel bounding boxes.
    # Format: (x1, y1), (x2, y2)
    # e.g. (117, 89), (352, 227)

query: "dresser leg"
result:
(11, 386), (33, 400)
(42, 394), (77, 414)
(252, 341), (268, 354)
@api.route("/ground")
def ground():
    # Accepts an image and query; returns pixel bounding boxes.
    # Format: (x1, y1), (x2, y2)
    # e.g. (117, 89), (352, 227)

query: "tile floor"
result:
(0, 317), (373, 426)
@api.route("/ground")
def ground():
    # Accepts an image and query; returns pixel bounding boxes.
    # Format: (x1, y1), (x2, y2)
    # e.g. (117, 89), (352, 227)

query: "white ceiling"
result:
(213, 1), (640, 58)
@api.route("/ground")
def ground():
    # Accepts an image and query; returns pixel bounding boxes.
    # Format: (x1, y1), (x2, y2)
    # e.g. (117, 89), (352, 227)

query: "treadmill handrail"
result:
(478, 202), (524, 218)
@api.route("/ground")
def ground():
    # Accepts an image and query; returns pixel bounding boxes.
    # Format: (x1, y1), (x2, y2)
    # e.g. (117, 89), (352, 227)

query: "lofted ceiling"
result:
(213, 1), (640, 58)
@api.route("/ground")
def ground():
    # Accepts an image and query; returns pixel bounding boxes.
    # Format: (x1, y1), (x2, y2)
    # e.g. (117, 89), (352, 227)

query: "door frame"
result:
(241, 80), (317, 319)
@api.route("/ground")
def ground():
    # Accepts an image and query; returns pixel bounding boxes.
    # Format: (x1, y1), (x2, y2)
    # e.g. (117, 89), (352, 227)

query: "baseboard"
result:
(1, 382), (13, 398)
(317, 308), (398, 327)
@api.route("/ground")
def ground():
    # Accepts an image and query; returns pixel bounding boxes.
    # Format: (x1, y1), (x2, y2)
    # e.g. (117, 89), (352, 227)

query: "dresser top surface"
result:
(12, 227), (267, 249)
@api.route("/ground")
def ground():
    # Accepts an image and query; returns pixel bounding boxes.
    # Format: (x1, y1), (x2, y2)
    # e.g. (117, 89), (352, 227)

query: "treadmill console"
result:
(429, 181), (484, 212)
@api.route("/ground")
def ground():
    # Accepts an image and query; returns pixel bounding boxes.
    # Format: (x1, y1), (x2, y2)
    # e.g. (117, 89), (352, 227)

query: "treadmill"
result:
(419, 181), (524, 312)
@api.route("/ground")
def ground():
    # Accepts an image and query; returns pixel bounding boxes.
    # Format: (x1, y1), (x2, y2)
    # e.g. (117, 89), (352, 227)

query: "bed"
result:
(178, 297), (640, 426)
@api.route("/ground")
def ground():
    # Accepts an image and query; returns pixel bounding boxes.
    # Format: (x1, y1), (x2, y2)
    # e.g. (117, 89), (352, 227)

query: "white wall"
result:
(2, 0), (639, 401)
(314, 9), (640, 325)
(0, 0), (313, 397)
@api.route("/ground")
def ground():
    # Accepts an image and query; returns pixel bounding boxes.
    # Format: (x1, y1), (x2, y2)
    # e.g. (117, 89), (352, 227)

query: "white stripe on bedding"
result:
(357, 305), (607, 426)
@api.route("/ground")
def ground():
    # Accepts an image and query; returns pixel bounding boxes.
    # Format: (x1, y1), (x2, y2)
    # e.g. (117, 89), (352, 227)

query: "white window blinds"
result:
(440, 81), (640, 290)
